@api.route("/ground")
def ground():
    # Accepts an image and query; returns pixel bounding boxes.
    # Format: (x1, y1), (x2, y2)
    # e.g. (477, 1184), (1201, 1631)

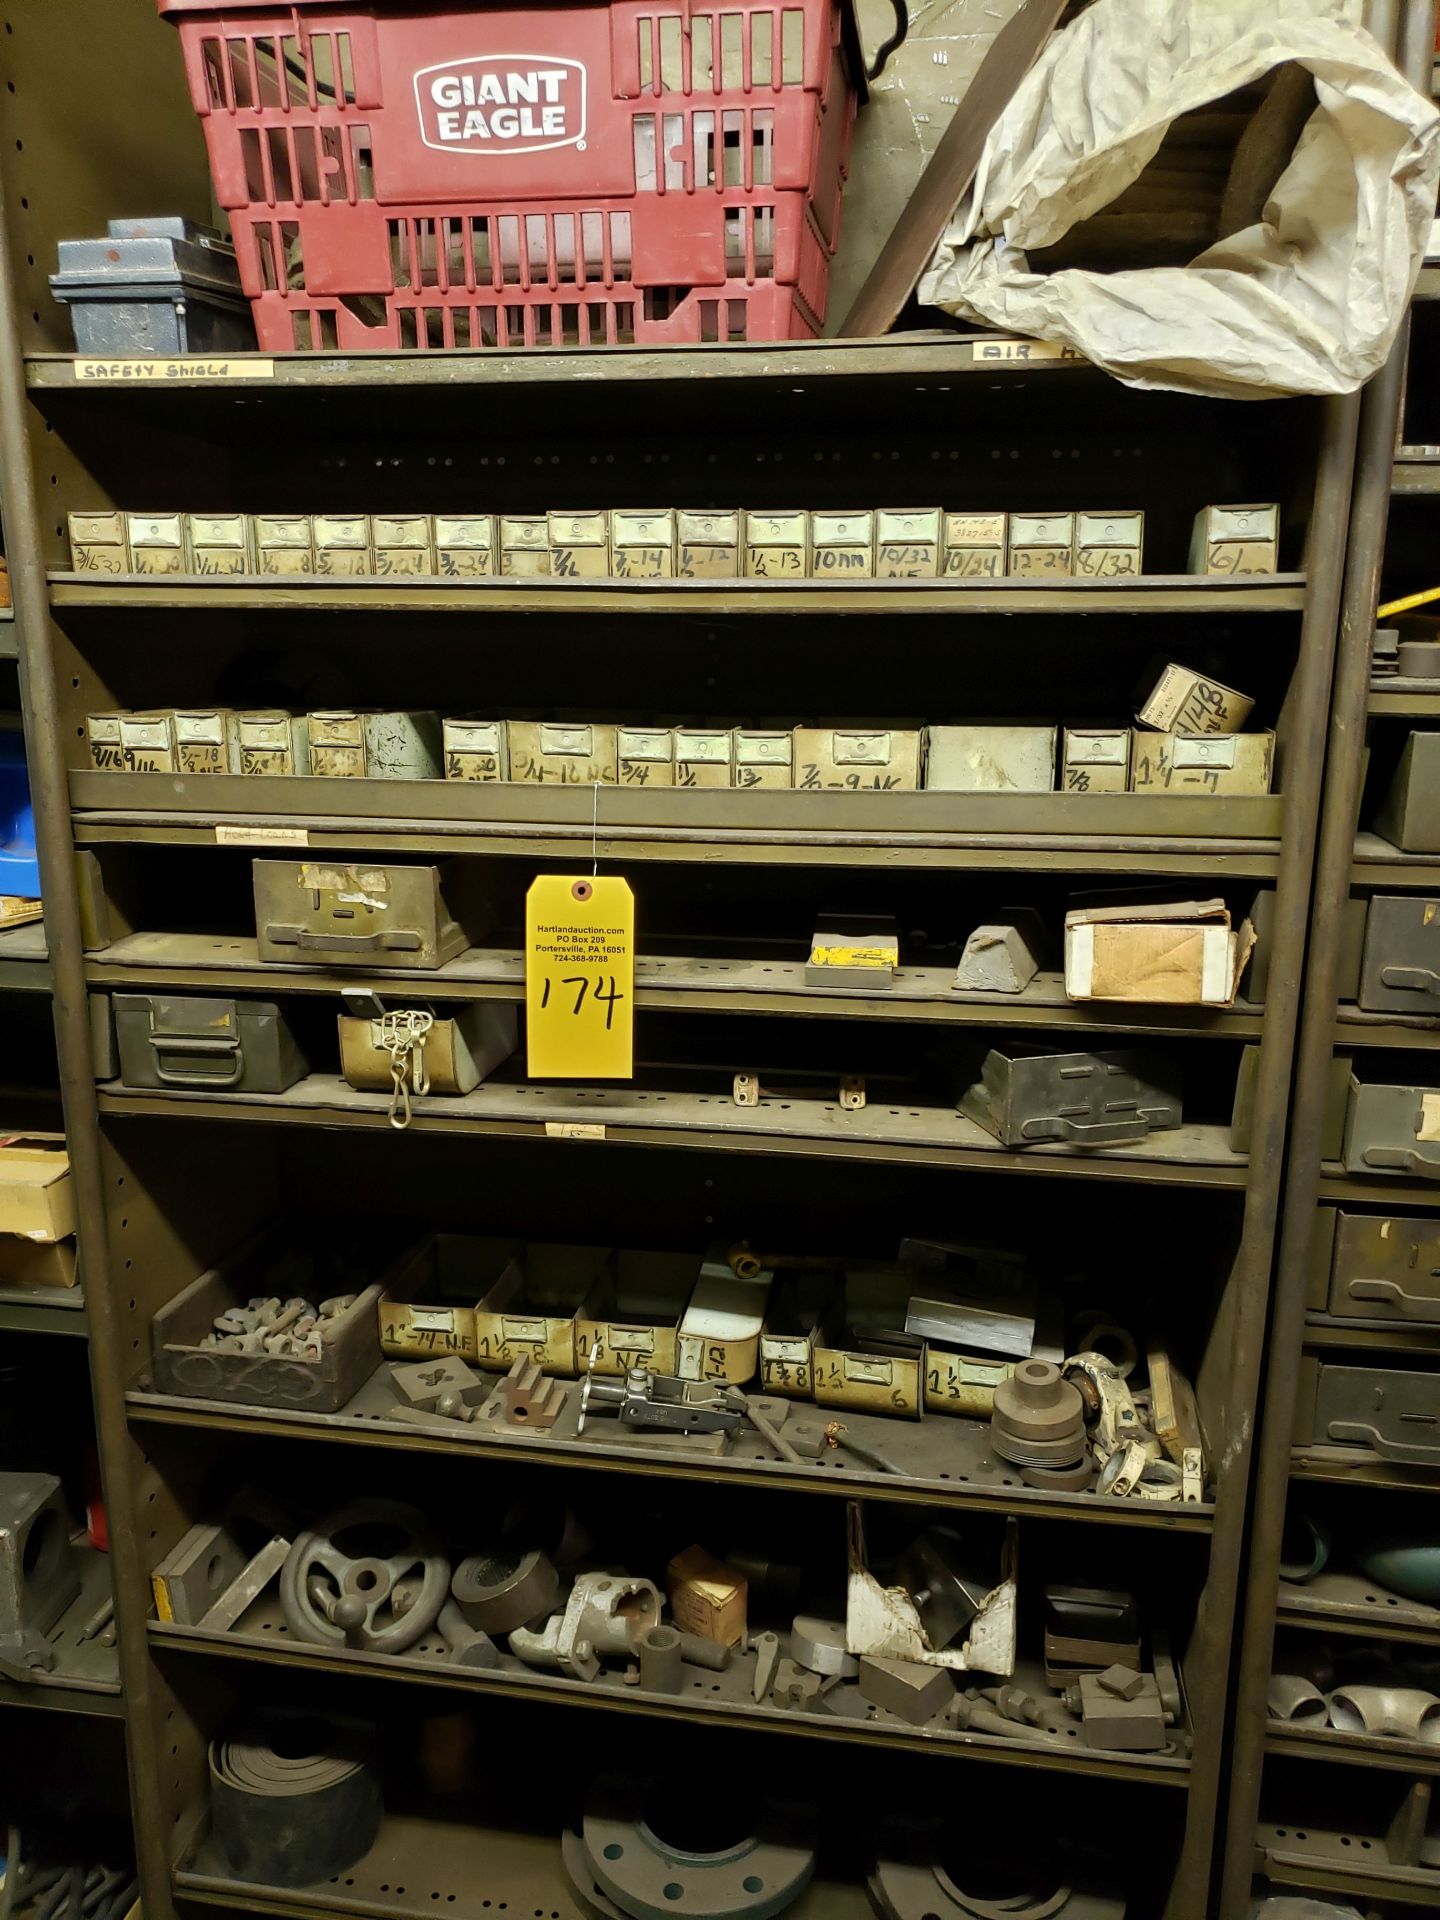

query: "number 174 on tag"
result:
(525, 875), (635, 1078)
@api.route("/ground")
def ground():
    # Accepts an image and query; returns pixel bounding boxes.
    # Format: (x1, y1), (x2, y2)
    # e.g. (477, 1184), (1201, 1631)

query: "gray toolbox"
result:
(1343, 1071), (1440, 1180)
(1358, 893), (1440, 1012)
(1315, 1209), (1440, 1324)
(961, 1046), (1181, 1150)
(112, 993), (308, 1094)
(1375, 732), (1440, 853)
(253, 859), (484, 970)
(1295, 1356), (1440, 1466)
(49, 218), (255, 355)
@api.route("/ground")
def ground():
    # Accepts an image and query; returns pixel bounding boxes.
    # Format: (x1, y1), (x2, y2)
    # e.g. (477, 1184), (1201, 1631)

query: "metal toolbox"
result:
(875, 509), (941, 579)
(377, 1233), (524, 1363)
(305, 710), (442, 781)
(548, 511), (610, 579)
(311, 513), (372, 576)
(187, 512), (250, 577)
(371, 513), (433, 575)
(474, 1239), (613, 1374)
(1375, 733), (1440, 853)
(233, 712), (308, 776)
(925, 726), (1056, 792)
(338, 1001), (516, 1097)
(1358, 894), (1440, 1012)
(676, 511), (740, 580)
(734, 729), (794, 789)
(50, 217), (253, 355)
(618, 727), (675, 787)
(673, 727), (733, 789)
(576, 1250), (702, 1377)
(810, 511), (875, 578)
(745, 511), (808, 579)
(1189, 503), (1279, 576)
(443, 719), (508, 782)
(1296, 1358), (1440, 1466)
(506, 721), (619, 785)
(961, 1046), (1182, 1149)
(758, 1271), (834, 1399)
(1130, 732), (1274, 795)
(943, 512), (1006, 579)
(611, 510), (676, 579)
(813, 1268), (924, 1418)
(85, 712), (125, 770)
(1007, 512), (1074, 577)
(1074, 512), (1144, 578)
(112, 992), (308, 1094)
(794, 727), (922, 791)
(173, 709), (233, 775)
(432, 515), (495, 577)
(1321, 1209), (1440, 1324)
(1062, 728), (1131, 794)
(118, 712), (177, 773)
(1343, 1071), (1440, 1180)
(69, 511), (129, 575)
(254, 860), (481, 970)
(149, 1220), (400, 1411)
(253, 513), (313, 575)
(127, 512), (186, 575)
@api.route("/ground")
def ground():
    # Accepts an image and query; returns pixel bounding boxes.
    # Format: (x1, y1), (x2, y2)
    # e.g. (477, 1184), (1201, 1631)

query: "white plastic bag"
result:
(919, 0), (1440, 399)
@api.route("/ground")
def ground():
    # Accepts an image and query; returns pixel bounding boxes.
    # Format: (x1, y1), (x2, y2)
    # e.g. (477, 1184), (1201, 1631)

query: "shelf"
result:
(1277, 1570), (1440, 1647)
(1304, 1313), (1440, 1355)
(150, 1608), (1191, 1788)
(86, 933), (1266, 1042)
(97, 1074), (1252, 1190)
(0, 1545), (121, 1714)
(47, 572), (1308, 616)
(0, 1281), (85, 1336)
(175, 1809), (870, 1920)
(1368, 686), (1440, 717)
(1351, 834), (1440, 888)
(68, 773), (1286, 878)
(1292, 1453), (1440, 1496)
(0, 918), (50, 991)
(1335, 1006), (1440, 1050)
(124, 1375), (1214, 1534)
(1266, 1722), (1440, 1776)
(1392, 462), (1440, 496)
(1317, 1163), (1440, 1205)
(1259, 1825), (1440, 1909)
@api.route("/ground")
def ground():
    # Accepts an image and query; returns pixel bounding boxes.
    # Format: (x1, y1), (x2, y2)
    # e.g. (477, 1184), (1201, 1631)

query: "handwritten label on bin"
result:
(74, 358), (275, 383)
(215, 824), (310, 848)
(526, 875), (634, 1079)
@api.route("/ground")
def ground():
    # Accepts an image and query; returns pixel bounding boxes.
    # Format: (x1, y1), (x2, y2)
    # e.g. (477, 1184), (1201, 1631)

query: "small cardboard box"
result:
(187, 512), (251, 577)
(1074, 511), (1144, 578)
(233, 712), (308, 777)
(1137, 663), (1254, 736)
(674, 726), (733, 789)
(618, 726), (675, 787)
(0, 1236), (77, 1289)
(810, 510), (875, 579)
(794, 727), (922, 791)
(676, 510), (740, 580)
(1130, 731), (1274, 795)
(312, 512), (372, 577)
(1065, 898), (1255, 1007)
(733, 729), (793, 789)
(70, 511), (129, 574)
(1062, 728), (1131, 794)
(925, 726), (1055, 793)
(612, 509), (676, 578)
(173, 709), (234, 775)
(1008, 512), (1074, 578)
(86, 712), (127, 772)
(253, 513), (313, 575)
(943, 512), (1006, 579)
(0, 1136), (74, 1242)
(1189, 504), (1279, 576)
(443, 719), (508, 782)
(667, 1544), (747, 1648)
(433, 515), (496, 578)
(875, 509), (941, 579)
(506, 721), (618, 785)
(127, 512), (186, 574)
(807, 914), (899, 988)
(745, 511), (808, 579)
(371, 514), (433, 576)
(548, 510), (610, 579)
(119, 712), (177, 773)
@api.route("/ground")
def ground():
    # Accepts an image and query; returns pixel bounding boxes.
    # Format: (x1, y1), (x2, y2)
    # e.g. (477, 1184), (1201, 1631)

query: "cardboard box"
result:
(674, 726), (733, 788)
(618, 726), (675, 787)
(943, 512), (1006, 579)
(371, 514), (433, 575)
(733, 729), (793, 788)
(1137, 663), (1254, 736)
(1063, 728), (1131, 794)
(794, 727), (922, 791)
(443, 719), (508, 782)
(433, 515), (496, 578)
(253, 513), (313, 576)
(0, 1135), (75, 1242)
(875, 509), (941, 579)
(187, 512), (251, 577)
(1007, 512), (1073, 578)
(312, 512), (372, 577)
(745, 511), (808, 579)
(0, 1235), (77, 1289)
(70, 511), (128, 574)
(1189, 504), (1279, 576)
(127, 512), (186, 574)
(667, 1545), (747, 1648)
(611, 510), (675, 578)
(810, 510), (875, 579)
(1074, 511), (1144, 578)
(118, 712), (177, 773)
(1064, 898), (1255, 1007)
(925, 726), (1056, 792)
(506, 721), (618, 784)
(1130, 731), (1274, 795)
(548, 510), (610, 579)
(676, 510), (740, 580)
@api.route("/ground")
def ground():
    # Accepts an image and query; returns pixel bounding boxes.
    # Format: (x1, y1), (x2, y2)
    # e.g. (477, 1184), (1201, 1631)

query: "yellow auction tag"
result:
(526, 875), (635, 1079)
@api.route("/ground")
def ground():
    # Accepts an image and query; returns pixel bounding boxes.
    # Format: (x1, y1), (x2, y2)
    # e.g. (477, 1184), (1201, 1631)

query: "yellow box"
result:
(1138, 663), (1253, 736)
(433, 515), (496, 577)
(475, 1241), (611, 1374)
(618, 726), (675, 787)
(497, 515), (549, 577)
(86, 712), (126, 771)
(611, 510), (675, 578)
(676, 510), (740, 579)
(233, 711), (306, 776)
(548, 510), (610, 579)
(925, 1352), (1012, 1418)
(1190, 504), (1279, 576)
(810, 510), (874, 579)
(127, 512), (186, 575)
(793, 726), (922, 791)
(1008, 512), (1074, 577)
(744, 510), (808, 580)
(576, 1250), (700, 1377)
(308, 710), (369, 778)
(667, 1545), (747, 1649)
(943, 512), (1006, 579)
(673, 726), (733, 789)
(173, 709), (234, 775)
(875, 509), (941, 579)
(506, 720), (618, 784)
(443, 718), (508, 782)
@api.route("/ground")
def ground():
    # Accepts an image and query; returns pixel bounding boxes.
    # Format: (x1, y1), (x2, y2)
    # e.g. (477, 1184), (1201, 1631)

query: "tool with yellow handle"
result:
(1378, 586), (1440, 619)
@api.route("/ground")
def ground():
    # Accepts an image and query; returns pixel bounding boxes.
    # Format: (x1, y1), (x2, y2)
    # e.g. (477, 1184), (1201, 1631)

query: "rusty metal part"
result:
(895, 1530), (989, 1651)
(742, 1395), (804, 1466)
(508, 1572), (662, 1683)
(279, 1499), (449, 1655)
(581, 1776), (816, 1920)
(562, 1826), (628, 1920)
(579, 1347), (747, 1439)
(1266, 1674), (1327, 1723)
(859, 1655), (954, 1726)
(0, 1474), (81, 1678)
(733, 1071), (866, 1110)
(678, 1633), (731, 1673)
(435, 1598), (498, 1668)
(871, 1845), (1122, 1920)
(821, 1421), (907, 1475)
(497, 1358), (567, 1431)
(638, 1624), (683, 1695)
(752, 1630), (781, 1702)
(150, 1520), (247, 1627)
(450, 1547), (560, 1636)
(391, 1355), (486, 1411)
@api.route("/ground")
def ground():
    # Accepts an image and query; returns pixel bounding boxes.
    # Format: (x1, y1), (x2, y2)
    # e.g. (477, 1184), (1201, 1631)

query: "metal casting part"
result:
(508, 1572), (662, 1683)
(279, 1499), (450, 1655)
(638, 1624), (684, 1694)
(450, 1548), (561, 1636)
(790, 1615), (859, 1678)
(1327, 1685), (1440, 1743)
(1266, 1674), (1327, 1723)
(581, 1776), (816, 1920)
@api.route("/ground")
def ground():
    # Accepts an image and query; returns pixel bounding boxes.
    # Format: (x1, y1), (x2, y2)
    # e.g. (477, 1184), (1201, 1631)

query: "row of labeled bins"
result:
(84, 714), (1277, 795)
(158, 0), (863, 348)
(67, 503), (1279, 579)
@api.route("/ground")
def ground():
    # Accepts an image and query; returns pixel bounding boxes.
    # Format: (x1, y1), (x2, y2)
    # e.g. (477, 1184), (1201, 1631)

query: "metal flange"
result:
(581, 1776), (815, 1920)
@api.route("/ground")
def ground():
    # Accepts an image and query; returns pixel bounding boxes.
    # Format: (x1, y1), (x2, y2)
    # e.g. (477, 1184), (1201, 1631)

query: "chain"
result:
(372, 1009), (434, 1130)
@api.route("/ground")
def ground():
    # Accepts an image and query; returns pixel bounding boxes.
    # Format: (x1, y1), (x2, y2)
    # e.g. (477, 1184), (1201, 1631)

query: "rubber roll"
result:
(210, 1711), (382, 1889)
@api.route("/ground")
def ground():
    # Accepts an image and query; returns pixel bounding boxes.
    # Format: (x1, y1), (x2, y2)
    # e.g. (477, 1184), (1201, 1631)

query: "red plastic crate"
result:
(158, 1), (865, 349)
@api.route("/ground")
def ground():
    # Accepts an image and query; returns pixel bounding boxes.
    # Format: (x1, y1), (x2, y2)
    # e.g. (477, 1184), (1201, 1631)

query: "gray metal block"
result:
(1312, 1362), (1440, 1465)
(954, 913), (1046, 994)
(1328, 1210), (1440, 1323)
(1343, 1075), (1440, 1181)
(1376, 733), (1440, 854)
(0, 1474), (80, 1675)
(1359, 894), (1440, 1013)
(961, 1046), (1181, 1149)
(858, 1655), (954, 1725)
(51, 220), (254, 355)
(113, 992), (308, 1094)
